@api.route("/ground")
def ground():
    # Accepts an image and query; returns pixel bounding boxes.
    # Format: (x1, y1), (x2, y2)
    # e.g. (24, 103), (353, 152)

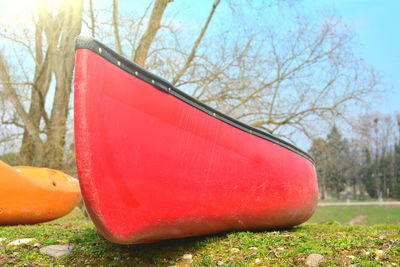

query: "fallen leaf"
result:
(306, 253), (324, 267)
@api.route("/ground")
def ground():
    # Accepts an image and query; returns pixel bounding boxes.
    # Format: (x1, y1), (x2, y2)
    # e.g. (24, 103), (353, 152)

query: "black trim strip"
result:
(75, 36), (314, 163)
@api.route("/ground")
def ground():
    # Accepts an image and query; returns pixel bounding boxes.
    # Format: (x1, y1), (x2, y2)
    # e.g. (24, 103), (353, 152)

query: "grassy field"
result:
(309, 205), (400, 225)
(0, 206), (399, 266)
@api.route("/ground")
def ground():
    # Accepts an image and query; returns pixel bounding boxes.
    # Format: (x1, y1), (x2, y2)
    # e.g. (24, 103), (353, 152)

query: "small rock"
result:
(40, 244), (74, 257)
(281, 234), (291, 237)
(61, 222), (74, 229)
(182, 253), (193, 260)
(12, 252), (19, 256)
(8, 238), (35, 246)
(365, 251), (371, 256)
(374, 249), (385, 260)
(230, 247), (240, 253)
(217, 261), (225, 265)
(306, 253), (324, 267)
(181, 253), (193, 264)
(0, 237), (6, 242)
(255, 258), (261, 264)
(33, 243), (41, 247)
(249, 246), (258, 251)
(277, 247), (284, 251)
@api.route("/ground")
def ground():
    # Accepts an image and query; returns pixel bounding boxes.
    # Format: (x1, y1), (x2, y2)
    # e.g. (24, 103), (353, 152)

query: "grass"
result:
(309, 205), (400, 225)
(318, 198), (399, 203)
(0, 207), (399, 266)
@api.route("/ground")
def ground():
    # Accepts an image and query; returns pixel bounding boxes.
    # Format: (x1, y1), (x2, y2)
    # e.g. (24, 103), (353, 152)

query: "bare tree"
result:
(352, 113), (399, 198)
(1, 0), (379, 170)
(103, 2), (377, 143)
(193, 16), (377, 140)
(132, 0), (173, 66)
(0, 0), (83, 169)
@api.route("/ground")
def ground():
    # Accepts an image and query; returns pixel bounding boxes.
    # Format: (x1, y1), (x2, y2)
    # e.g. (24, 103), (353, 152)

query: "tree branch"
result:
(133, 0), (172, 66)
(172, 0), (220, 85)
(0, 52), (43, 146)
(88, 0), (96, 37)
(112, 0), (123, 55)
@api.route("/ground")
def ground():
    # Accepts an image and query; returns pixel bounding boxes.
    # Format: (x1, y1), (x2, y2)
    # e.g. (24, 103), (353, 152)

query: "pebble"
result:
(305, 253), (324, 267)
(182, 253), (193, 260)
(374, 249), (385, 260)
(8, 238), (35, 246)
(0, 237), (6, 242)
(230, 247), (240, 253)
(39, 244), (74, 257)
(181, 253), (193, 264)
(255, 258), (261, 264)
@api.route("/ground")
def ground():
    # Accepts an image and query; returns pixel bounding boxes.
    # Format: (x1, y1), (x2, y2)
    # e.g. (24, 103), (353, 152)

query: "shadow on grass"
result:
(63, 226), (231, 265)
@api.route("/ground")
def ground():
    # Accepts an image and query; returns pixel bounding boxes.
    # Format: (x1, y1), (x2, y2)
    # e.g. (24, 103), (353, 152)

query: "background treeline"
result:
(309, 113), (400, 200)
(1, 0), (397, 201)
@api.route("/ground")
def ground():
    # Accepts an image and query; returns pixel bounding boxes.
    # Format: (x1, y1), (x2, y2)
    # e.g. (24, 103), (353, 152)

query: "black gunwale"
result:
(75, 36), (314, 163)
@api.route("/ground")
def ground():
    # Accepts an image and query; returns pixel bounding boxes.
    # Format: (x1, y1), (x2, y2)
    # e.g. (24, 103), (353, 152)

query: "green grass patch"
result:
(309, 205), (400, 224)
(0, 208), (399, 266)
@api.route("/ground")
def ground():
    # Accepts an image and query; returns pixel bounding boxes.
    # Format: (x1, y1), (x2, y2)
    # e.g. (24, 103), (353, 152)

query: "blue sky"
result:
(132, 0), (399, 115)
(162, 0), (400, 115)
(3, 0), (397, 116)
(302, 0), (400, 115)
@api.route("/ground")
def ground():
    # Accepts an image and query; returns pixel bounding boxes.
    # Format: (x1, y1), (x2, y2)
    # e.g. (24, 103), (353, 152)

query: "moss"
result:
(0, 209), (399, 266)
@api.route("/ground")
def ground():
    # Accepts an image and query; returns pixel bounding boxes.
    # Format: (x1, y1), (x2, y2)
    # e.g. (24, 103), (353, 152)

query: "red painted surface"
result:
(74, 49), (318, 244)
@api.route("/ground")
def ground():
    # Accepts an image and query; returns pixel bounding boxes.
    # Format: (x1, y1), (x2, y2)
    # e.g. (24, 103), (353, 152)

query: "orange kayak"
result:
(0, 161), (81, 225)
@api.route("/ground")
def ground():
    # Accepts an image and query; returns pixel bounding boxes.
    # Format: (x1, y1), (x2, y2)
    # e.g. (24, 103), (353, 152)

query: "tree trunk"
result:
(320, 175), (327, 200)
(20, 24), (53, 165)
(133, 0), (172, 66)
(44, 0), (83, 169)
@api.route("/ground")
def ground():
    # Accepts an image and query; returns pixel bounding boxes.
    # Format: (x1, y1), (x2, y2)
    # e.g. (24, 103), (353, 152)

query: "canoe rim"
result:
(75, 36), (314, 164)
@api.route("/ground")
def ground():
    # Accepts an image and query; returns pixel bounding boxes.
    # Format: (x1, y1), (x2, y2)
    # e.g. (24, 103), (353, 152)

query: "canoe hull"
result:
(74, 39), (318, 244)
(0, 161), (81, 225)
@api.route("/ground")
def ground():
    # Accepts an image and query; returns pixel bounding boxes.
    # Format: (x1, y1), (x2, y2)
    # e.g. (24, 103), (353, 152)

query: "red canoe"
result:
(74, 36), (318, 244)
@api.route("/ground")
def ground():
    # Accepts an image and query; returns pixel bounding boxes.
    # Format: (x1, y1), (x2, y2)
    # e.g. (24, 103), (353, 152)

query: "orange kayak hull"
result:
(0, 161), (81, 225)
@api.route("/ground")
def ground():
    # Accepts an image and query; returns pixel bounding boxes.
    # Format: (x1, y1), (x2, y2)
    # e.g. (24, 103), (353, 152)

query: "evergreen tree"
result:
(363, 148), (377, 198)
(326, 126), (351, 198)
(309, 126), (352, 199)
(309, 138), (329, 199)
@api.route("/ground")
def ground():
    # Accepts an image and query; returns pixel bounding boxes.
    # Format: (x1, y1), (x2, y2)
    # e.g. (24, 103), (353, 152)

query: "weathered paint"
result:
(74, 45), (318, 245)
